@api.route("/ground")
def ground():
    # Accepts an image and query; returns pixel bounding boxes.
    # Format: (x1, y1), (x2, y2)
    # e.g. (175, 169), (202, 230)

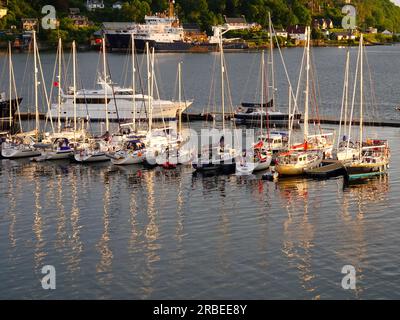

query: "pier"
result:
(16, 112), (400, 128)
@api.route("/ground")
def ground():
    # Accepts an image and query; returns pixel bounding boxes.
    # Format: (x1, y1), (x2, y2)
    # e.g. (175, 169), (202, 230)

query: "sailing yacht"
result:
(2, 33), (42, 159)
(233, 14), (302, 128)
(192, 28), (238, 174)
(73, 39), (112, 163)
(275, 27), (323, 176)
(106, 35), (149, 165)
(0, 42), (23, 138)
(343, 35), (390, 181)
(333, 46), (362, 162)
(236, 50), (272, 175)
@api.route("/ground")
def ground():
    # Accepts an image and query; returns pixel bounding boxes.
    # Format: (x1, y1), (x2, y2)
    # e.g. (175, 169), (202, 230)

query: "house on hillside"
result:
(21, 18), (39, 32)
(68, 14), (92, 28)
(287, 25), (307, 41)
(382, 30), (393, 35)
(332, 31), (356, 41)
(273, 29), (288, 39)
(86, 0), (105, 11)
(0, 4), (7, 19)
(224, 16), (259, 30)
(313, 18), (334, 30)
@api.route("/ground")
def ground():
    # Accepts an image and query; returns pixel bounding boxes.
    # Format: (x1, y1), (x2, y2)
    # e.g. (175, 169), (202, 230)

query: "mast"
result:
(268, 12), (276, 111)
(131, 34), (136, 132)
(57, 38), (62, 133)
(359, 34), (364, 157)
(72, 41), (77, 137)
(219, 31), (225, 131)
(304, 26), (310, 142)
(178, 62), (182, 135)
(288, 85), (292, 147)
(102, 37), (109, 132)
(337, 49), (350, 150)
(8, 42), (12, 129)
(151, 48), (155, 132)
(260, 50), (265, 135)
(33, 31), (39, 140)
(146, 42), (153, 132)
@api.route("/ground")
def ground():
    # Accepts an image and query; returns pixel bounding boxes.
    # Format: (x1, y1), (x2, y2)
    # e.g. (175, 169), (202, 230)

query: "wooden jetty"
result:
(14, 112), (400, 128)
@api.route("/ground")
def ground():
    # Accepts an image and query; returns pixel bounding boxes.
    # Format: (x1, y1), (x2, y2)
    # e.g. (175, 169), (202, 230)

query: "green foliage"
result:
(1, 0), (400, 44)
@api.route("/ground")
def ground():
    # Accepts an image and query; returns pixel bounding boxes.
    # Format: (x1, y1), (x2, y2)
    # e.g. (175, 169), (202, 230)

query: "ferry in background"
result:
(103, 0), (254, 52)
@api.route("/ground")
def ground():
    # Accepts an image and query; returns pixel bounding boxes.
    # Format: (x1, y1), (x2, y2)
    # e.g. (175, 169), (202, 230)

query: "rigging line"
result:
(46, 43), (59, 131)
(310, 48), (324, 135)
(240, 52), (258, 104)
(122, 46), (130, 87)
(223, 54), (235, 115)
(106, 58), (122, 132)
(0, 49), (7, 89)
(11, 54), (23, 133)
(271, 23), (300, 114)
(36, 43), (54, 134)
(206, 52), (218, 126)
(173, 63), (179, 102)
(364, 48), (378, 129)
(346, 37), (361, 149)
(95, 47), (102, 88)
(135, 49), (148, 123)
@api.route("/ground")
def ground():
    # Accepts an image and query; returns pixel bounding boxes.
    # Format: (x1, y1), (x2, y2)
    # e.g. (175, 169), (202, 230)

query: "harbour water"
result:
(1, 46), (400, 299)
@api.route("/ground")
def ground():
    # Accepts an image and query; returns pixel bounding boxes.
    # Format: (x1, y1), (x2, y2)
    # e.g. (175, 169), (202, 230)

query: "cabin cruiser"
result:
(46, 76), (192, 122)
(233, 102), (302, 128)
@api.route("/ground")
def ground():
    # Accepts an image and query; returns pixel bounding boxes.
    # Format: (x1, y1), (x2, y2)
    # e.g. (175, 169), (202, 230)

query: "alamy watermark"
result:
(41, 5), (57, 30)
(41, 265), (56, 290)
(342, 5), (357, 30)
(341, 265), (356, 290)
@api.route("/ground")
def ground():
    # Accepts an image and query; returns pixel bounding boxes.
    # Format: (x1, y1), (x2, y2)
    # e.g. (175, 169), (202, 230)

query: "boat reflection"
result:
(337, 175), (389, 298)
(276, 177), (318, 298)
(96, 171), (114, 287)
(141, 170), (161, 299)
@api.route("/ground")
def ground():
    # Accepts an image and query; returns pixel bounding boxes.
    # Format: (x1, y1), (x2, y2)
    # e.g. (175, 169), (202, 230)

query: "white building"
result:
(113, 2), (123, 10)
(273, 29), (288, 39)
(382, 29), (393, 35)
(287, 25), (307, 41)
(86, 0), (104, 11)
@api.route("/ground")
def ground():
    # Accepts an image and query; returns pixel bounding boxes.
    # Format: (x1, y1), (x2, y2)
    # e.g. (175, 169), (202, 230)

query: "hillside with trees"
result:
(1, 0), (400, 44)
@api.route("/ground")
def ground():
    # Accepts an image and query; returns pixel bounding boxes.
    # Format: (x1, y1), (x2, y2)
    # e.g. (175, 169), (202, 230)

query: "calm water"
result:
(1, 47), (400, 299)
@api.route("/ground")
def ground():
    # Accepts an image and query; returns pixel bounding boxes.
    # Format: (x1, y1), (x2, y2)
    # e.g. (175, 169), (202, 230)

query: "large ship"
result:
(103, 0), (251, 52)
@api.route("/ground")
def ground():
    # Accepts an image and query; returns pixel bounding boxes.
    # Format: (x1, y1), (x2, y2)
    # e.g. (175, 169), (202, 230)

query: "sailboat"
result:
(344, 34), (390, 182)
(33, 38), (77, 161)
(236, 50), (272, 175)
(275, 27), (322, 176)
(143, 44), (185, 168)
(2, 33), (42, 159)
(108, 35), (147, 165)
(74, 38), (111, 163)
(0, 42), (23, 136)
(233, 14), (302, 129)
(334, 48), (360, 162)
(193, 30), (237, 174)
